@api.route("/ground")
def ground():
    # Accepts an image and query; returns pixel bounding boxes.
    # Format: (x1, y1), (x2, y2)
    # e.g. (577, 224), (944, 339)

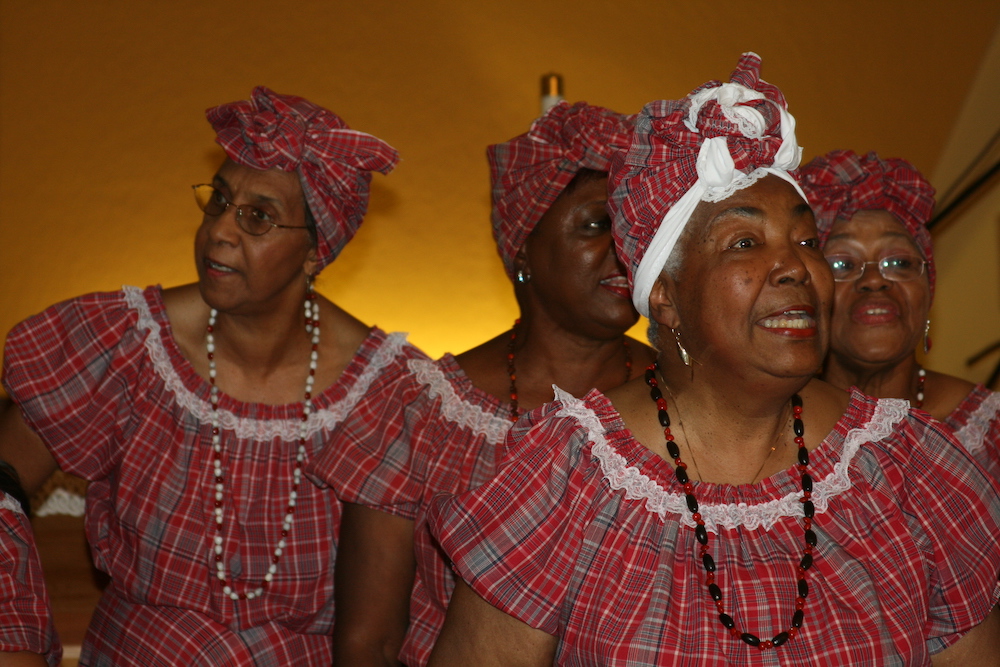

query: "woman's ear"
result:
(302, 247), (319, 279)
(648, 271), (681, 331)
(512, 244), (531, 283)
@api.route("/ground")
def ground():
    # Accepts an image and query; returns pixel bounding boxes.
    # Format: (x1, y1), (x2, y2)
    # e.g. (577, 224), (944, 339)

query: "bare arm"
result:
(0, 651), (48, 666)
(333, 503), (416, 667)
(427, 579), (556, 667)
(0, 400), (55, 496)
(932, 606), (1000, 666)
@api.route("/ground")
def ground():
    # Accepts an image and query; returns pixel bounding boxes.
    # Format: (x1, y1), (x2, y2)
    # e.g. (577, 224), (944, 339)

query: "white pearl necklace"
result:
(205, 289), (320, 601)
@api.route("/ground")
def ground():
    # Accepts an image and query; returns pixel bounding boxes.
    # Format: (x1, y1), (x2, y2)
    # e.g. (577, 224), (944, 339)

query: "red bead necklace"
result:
(506, 318), (632, 422)
(915, 366), (926, 409)
(644, 362), (816, 650)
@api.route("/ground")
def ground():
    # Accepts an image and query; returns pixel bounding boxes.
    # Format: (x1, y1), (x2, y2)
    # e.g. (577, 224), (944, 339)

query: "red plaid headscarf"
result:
(797, 149), (936, 297)
(609, 53), (804, 316)
(207, 86), (399, 272)
(489, 101), (636, 278)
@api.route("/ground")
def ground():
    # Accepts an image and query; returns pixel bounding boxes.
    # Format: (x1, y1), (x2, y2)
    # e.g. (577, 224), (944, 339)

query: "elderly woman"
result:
(427, 54), (1000, 665)
(310, 101), (656, 667)
(0, 87), (415, 665)
(798, 150), (1000, 481)
(0, 466), (60, 666)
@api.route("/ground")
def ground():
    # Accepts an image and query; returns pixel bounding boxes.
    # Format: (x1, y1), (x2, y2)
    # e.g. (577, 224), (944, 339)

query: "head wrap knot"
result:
(609, 52), (804, 316)
(797, 149), (936, 296)
(488, 101), (636, 278)
(207, 86), (399, 271)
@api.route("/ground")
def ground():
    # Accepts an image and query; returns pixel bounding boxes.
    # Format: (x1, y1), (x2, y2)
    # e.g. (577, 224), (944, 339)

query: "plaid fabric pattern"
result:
(309, 354), (510, 667)
(796, 149), (937, 296)
(945, 384), (1000, 482)
(0, 495), (62, 666)
(489, 101), (636, 278)
(428, 389), (1000, 665)
(609, 52), (795, 290)
(2, 286), (412, 666)
(208, 86), (399, 271)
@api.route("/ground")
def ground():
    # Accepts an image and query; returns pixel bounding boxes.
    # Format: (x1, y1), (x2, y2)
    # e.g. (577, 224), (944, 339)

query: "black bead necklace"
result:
(644, 362), (816, 651)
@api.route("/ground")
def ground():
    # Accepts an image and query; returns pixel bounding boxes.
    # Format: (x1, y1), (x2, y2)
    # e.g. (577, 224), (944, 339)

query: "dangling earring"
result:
(672, 328), (691, 367)
(515, 269), (531, 284)
(923, 319), (932, 354)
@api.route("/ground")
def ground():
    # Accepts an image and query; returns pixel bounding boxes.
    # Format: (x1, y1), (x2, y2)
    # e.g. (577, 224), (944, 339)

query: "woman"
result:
(0, 87), (417, 665)
(427, 53), (1000, 665)
(0, 464), (61, 666)
(310, 101), (656, 666)
(798, 150), (1000, 481)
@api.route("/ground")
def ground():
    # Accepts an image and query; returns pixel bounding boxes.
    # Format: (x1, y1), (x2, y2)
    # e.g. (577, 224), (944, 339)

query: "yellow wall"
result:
(2, 1), (998, 386)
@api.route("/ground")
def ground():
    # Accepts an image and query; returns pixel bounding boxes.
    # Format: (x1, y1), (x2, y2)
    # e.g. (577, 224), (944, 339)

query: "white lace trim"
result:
(702, 167), (769, 203)
(407, 358), (511, 445)
(953, 390), (1000, 459)
(123, 285), (409, 441)
(35, 488), (87, 517)
(0, 493), (25, 515)
(555, 387), (910, 533)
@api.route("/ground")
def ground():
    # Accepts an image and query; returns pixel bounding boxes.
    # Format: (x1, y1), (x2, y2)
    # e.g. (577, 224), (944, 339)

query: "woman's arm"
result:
(0, 650), (48, 666)
(428, 579), (556, 667)
(931, 606), (1000, 666)
(333, 503), (416, 667)
(0, 401), (55, 496)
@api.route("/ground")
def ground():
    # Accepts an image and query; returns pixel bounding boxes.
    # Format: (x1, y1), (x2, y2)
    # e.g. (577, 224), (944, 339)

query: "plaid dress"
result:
(309, 354), (510, 666)
(945, 384), (1000, 483)
(0, 492), (62, 666)
(428, 388), (1000, 666)
(2, 285), (416, 666)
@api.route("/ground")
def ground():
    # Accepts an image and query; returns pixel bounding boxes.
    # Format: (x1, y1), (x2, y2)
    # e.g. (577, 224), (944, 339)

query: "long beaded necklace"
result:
(506, 318), (633, 423)
(644, 362), (816, 651)
(914, 366), (926, 409)
(205, 285), (320, 601)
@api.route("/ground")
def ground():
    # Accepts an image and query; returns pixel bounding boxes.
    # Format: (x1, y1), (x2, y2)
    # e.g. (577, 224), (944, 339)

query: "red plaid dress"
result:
(2, 285), (417, 666)
(0, 493), (62, 666)
(428, 388), (1000, 666)
(945, 384), (1000, 483)
(308, 354), (510, 666)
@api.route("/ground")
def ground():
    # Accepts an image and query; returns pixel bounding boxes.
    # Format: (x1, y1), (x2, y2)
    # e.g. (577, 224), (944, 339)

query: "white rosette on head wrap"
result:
(609, 52), (805, 316)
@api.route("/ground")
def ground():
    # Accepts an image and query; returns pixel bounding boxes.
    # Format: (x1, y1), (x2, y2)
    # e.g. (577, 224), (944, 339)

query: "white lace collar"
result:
(556, 387), (909, 533)
(123, 285), (409, 442)
(953, 390), (1000, 459)
(0, 493), (24, 515)
(407, 357), (511, 446)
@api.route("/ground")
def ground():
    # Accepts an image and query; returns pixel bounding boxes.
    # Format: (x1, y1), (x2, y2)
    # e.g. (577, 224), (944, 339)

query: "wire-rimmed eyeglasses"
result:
(192, 184), (310, 237)
(825, 253), (927, 283)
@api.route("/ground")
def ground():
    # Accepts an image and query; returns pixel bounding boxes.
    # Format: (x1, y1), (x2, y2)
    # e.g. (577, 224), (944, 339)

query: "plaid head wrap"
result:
(608, 52), (804, 316)
(489, 101), (636, 278)
(797, 149), (936, 297)
(207, 86), (399, 272)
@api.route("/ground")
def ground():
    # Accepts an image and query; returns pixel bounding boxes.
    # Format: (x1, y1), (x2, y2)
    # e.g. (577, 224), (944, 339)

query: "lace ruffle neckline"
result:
(950, 387), (1000, 459)
(407, 355), (512, 446)
(123, 285), (408, 441)
(0, 493), (24, 515)
(558, 387), (909, 533)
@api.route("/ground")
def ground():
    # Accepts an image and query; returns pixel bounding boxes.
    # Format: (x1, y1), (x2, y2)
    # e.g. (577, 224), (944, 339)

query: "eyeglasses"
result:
(192, 184), (310, 236)
(824, 253), (927, 283)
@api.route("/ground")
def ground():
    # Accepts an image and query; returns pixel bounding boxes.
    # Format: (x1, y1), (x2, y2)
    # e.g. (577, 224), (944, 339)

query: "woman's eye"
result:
(250, 207), (272, 222)
(584, 216), (611, 232)
(799, 238), (820, 249)
(211, 189), (228, 205)
(730, 238), (756, 249)
(827, 257), (855, 272)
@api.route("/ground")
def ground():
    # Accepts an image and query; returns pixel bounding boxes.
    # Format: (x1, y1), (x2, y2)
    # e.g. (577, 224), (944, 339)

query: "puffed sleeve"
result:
(307, 343), (432, 520)
(0, 494), (63, 666)
(426, 397), (601, 635)
(893, 412), (1000, 653)
(2, 288), (148, 480)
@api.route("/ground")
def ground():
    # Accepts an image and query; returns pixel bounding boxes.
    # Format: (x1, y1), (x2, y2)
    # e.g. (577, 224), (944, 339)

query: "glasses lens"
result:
(235, 207), (273, 236)
(880, 255), (925, 281)
(193, 185), (228, 216)
(826, 255), (860, 281)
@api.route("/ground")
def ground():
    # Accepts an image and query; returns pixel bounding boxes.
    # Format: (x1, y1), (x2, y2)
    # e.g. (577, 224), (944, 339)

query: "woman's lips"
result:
(599, 274), (630, 299)
(850, 299), (900, 325)
(204, 257), (238, 277)
(757, 306), (817, 338)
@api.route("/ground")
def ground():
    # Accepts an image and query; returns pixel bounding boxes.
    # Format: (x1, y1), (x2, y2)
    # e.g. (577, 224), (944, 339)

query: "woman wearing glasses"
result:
(1, 87), (416, 665)
(799, 150), (1000, 480)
